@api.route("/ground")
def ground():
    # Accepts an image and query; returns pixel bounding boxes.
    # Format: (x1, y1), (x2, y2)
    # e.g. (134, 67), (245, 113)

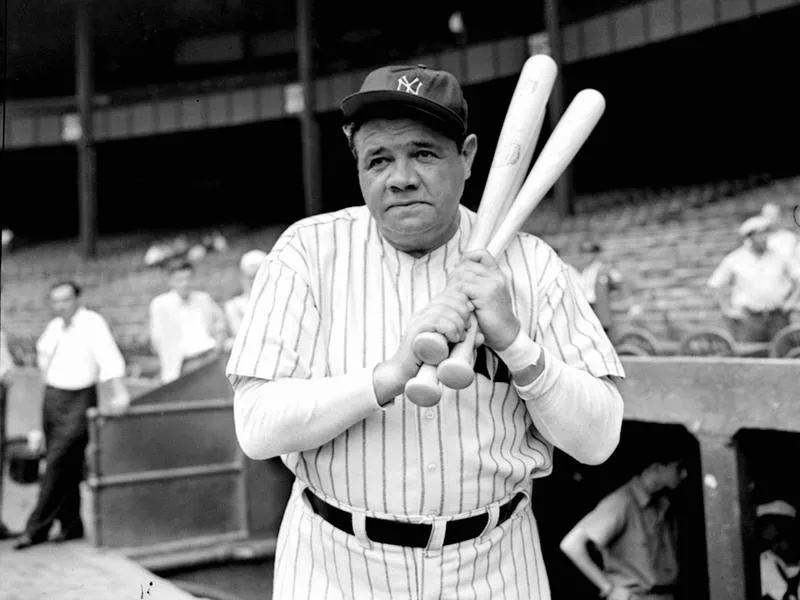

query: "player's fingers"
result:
(461, 249), (500, 270)
(429, 314), (467, 344)
(430, 289), (473, 319)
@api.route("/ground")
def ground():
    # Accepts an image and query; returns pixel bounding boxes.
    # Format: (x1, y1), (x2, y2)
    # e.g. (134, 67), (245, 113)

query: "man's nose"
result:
(386, 158), (420, 190)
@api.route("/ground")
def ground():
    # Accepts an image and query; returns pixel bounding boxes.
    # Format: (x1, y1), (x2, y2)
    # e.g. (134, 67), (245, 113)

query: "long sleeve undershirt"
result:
(233, 342), (623, 465)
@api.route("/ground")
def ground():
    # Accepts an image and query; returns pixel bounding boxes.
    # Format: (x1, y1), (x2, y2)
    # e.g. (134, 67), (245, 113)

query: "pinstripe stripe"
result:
(329, 526), (345, 596)
(407, 546), (420, 600)
(343, 529), (357, 596)
(290, 506), (304, 598)
(232, 266), (272, 373)
(486, 379), (502, 501)
(379, 545), (395, 599)
(306, 509), (323, 600)
(401, 546), (415, 600)
(343, 219), (354, 507)
(253, 263), (284, 372)
(473, 377), (483, 507)
(456, 388), (466, 513)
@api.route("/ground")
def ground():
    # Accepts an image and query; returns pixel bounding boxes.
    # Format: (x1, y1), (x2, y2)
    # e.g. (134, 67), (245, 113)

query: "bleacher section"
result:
(2, 175), (798, 373)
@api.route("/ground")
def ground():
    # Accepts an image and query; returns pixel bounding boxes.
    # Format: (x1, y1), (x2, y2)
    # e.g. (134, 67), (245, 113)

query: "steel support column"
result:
(297, 0), (323, 217)
(698, 434), (746, 600)
(76, 0), (97, 257)
(543, 0), (575, 217)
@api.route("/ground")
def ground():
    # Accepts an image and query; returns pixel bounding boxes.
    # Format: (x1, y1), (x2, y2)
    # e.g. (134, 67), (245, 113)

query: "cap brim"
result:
(341, 90), (466, 138)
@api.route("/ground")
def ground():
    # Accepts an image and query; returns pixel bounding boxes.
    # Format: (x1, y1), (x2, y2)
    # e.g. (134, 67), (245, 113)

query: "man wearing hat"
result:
(225, 249), (268, 340)
(707, 215), (800, 342)
(757, 500), (800, 600)
(228, 64), (624, 598)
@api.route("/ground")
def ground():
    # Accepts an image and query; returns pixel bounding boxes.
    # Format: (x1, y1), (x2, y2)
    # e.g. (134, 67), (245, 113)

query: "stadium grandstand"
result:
(2, 1), (800, 599)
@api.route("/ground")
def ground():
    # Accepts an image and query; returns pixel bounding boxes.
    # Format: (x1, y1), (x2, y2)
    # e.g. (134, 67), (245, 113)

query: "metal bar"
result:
(237, 448), (251, 538)
(543, 0), (575, 217)
(118, 530), (250, 561)
(88, 461), (241, 488)
(75, 0), (97, 257)
(90, 398), (233, 419)
(699, 433), (745, 600)
(132, 535), (279, 572)
(86, 404), (103, 547)
(297, 0), (323, 217)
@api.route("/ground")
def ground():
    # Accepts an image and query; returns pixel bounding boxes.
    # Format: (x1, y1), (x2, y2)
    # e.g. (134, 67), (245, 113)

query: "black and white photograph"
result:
(1, 1), (799, 598)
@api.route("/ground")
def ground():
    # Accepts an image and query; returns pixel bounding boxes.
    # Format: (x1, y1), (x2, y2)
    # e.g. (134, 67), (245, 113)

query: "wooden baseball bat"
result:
(405, 55), (557, 406)
(437, 89), (607, 389)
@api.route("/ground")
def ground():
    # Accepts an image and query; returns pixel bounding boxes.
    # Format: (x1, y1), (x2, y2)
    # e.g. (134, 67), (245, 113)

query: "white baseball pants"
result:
(271, 481), (551, 599)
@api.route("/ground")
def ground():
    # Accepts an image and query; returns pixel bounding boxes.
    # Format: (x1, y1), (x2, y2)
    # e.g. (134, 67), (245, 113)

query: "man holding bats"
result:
(227, 62), (625, 598)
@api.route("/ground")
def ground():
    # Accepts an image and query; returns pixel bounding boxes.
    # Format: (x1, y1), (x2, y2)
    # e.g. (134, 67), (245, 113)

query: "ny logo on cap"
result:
(397, 75), (423, 95)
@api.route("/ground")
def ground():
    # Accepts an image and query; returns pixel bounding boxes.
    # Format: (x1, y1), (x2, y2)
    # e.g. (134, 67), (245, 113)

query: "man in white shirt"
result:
(758, 500), (800, 600)
(149, 260), (226, 383)
(708, 216), (800, 343)
(224, 249), (268, 340)
(14, 281), (130, 550)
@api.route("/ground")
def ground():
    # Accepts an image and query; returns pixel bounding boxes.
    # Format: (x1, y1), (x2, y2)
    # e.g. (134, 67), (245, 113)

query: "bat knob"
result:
(437, 359), (475, 390)
(412, 332), (450, 365)
(405, 364), (442, 406)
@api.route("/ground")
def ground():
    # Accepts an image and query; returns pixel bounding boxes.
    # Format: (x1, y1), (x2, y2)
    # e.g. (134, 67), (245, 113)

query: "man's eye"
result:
(368, 157), (388, 168)
(415, 150), (436, 159)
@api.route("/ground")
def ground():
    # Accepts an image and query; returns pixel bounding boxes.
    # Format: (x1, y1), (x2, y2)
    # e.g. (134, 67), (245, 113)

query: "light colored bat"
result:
(437, 88), (607, 390)
(405, 54), (558, 407)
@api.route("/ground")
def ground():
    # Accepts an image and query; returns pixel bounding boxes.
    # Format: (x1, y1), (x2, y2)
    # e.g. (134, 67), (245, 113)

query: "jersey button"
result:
(427, 463), (437, 472)
(425, 409), (435, 420)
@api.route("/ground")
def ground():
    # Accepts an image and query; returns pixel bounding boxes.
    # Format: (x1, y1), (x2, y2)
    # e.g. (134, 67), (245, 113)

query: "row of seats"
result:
(1, 176), (798, 371)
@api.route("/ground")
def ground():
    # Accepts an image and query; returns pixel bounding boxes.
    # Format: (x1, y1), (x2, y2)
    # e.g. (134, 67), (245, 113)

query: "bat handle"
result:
(405, 364), (442, 407)
(411, 331), (450, 365)
(437, 315), (478, 390)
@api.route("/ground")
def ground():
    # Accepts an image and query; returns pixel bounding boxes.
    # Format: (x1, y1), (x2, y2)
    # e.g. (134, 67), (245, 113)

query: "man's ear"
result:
(461, 134), (478, 180)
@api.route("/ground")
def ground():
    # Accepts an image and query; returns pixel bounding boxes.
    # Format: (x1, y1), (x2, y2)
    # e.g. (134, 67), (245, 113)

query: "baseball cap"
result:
(340, 65), (468, 141)
(738, 215), (772, 237)
(239, 249), (268, 277)
(757, 500), (797, 520)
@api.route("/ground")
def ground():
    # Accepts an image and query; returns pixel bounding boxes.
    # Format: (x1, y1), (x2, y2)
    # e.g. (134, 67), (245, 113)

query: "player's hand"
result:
(107, 391), (131, 416)
(377, 289), (474, 397)
(448, 250), (520, 351)
(606, 586), (633, 600)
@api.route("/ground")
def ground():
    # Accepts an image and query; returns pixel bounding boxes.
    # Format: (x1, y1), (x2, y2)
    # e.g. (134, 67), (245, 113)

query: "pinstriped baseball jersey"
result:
(227, 203), (624, 518)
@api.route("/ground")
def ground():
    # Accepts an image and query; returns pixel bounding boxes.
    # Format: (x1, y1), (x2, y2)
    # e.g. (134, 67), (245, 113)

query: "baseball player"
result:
(228, 64), (625, 599)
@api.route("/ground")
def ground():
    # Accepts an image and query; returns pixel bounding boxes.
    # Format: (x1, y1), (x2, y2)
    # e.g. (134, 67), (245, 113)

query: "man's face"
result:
(749, 230), (769, 252)
(760, 518), (798, 562)
(657, 460), (688, 491)
(353, 118), (477, 255)
(50, 284), (79, 321)
(169, 268), (194, 298)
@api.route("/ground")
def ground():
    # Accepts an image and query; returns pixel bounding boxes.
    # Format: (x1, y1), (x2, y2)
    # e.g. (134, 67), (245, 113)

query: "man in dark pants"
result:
(14, 281), (130, 550)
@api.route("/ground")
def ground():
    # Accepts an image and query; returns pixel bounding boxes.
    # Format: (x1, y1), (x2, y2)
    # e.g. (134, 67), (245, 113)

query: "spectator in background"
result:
(14, 281), (130, 550)
(762, 202), (799, 263)
(149, 260), (226, 383)
(225, 249), (268, 340)
(708, 216), (800, 343)
(757, 500), (799, 600)
(574, 240), (624, 338)
(560, 447), (687, 600)
(0, 326), (17, 540)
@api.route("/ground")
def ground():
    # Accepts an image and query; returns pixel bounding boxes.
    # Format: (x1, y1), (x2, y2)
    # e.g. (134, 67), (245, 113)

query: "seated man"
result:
(757, 500), (800, 600)
(560, 447), (687, 600)
(149, 260), (226, 383)
(225, 249), (267, 339)
(708, 215), (800, 343)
